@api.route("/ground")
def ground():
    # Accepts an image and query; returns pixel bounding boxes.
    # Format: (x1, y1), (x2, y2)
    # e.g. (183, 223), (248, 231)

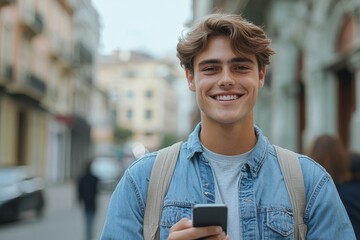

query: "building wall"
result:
(90, 86), (113, 157)
(0, 95), (17, 166)
(266, 0), (360, 152)
(69, 0), (101, 178)
(0, 1), (50, 175)
(43, 0), (75, 182)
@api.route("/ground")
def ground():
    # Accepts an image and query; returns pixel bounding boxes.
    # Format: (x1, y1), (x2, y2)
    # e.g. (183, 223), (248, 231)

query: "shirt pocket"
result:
(160, 201), (193, 228)
(265, 207), (295, 240)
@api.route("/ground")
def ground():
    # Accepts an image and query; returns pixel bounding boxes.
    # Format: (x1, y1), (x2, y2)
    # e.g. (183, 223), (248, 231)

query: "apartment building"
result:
(68, 0), (102, 179)
(0, 0), (105, 182)
(97, 50), (180, 152)
(0, 0), (54, 178)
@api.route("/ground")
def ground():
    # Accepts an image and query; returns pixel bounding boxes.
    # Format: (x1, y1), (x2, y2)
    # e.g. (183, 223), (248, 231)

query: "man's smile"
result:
(212, 94), (242, 101)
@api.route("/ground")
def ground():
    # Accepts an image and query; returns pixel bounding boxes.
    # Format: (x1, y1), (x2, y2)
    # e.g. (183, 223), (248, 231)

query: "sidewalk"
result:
(45, 181), (112, 239)
(45, 181), (79, 214)
(0, 181), (112, 240)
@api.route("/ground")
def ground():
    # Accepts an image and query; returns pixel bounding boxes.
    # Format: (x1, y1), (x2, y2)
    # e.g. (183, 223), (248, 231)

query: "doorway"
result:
(337, 67), (355, 150)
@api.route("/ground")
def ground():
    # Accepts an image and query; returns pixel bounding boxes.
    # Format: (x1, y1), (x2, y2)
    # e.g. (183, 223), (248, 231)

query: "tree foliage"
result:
(113, 126), (133, 144)
(159, 133), (180, 149)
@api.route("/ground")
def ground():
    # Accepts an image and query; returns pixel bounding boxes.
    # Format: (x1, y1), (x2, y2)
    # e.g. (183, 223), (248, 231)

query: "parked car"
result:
(0, 166), (45, 222)
(91, 157), (122, 192)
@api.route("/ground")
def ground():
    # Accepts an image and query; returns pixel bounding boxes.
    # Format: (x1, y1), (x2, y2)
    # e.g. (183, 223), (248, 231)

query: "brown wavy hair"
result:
(176, 13), (275, 73)
(309, 134), (351, 184)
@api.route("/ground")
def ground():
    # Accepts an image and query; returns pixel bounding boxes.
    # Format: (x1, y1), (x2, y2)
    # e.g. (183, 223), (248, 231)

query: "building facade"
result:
(97, 50), (180, 152)
(68, 0), (101, 179)
(0, 0), (106, 182)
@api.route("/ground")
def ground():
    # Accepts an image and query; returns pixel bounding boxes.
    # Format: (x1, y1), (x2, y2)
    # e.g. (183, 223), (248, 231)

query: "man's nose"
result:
(219, 69), (235, 88)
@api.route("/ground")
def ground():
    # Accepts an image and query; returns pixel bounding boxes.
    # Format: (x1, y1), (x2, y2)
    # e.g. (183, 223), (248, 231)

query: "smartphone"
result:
(192, 203), (228, 233)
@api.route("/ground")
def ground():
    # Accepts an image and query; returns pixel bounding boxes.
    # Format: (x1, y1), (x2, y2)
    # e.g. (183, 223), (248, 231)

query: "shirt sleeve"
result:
(100, 169), (145, 240)
(305, 174), (356, 239)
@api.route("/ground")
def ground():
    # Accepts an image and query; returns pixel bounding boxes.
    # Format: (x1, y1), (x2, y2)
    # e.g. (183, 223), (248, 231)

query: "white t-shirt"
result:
(202, 144), (252, 240)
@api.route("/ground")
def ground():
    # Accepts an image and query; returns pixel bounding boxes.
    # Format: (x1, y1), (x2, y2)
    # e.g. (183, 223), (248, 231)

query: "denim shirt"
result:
(101, 124), (356, 239)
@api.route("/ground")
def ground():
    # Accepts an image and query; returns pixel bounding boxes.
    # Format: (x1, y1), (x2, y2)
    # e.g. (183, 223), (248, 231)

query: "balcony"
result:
(0, 0), (15, 8)
(24, 73), (46, 95)
(59, 47), (76, 69)
(9, 71), (47, 99)
(49, 34), (63, 60)
(75, 41), (93, 65)
(19, 6), (44, 37)
(50, 36), (77, 70)
(0, 64), (13, 85)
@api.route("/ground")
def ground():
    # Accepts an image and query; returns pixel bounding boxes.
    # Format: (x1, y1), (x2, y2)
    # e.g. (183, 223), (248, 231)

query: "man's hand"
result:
(168, 218), (229, 240)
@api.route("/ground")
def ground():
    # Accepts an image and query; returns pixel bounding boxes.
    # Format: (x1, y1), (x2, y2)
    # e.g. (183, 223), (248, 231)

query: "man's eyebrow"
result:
(198, 57), (255, 67)
(229, 57), (255, 64)
(197, 59), (221, 66)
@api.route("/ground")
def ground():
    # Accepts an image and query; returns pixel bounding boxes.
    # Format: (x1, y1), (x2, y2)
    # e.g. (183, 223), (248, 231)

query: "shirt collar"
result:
(185, 123), (270, 177)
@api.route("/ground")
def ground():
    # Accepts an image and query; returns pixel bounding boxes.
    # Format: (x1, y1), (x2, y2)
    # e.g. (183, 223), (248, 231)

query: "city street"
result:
(0, 182), (112, 240)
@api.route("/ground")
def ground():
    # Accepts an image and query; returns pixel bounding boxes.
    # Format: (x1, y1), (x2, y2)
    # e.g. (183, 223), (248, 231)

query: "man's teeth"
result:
(216, 95), (239, 101)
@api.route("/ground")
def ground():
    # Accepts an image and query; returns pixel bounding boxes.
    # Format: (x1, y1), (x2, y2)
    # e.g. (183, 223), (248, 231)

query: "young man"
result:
(101, 14), (356, 239)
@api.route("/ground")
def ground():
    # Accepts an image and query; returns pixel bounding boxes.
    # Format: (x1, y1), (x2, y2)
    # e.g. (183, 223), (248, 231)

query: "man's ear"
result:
(186, 69), (196, 92)
(258, 67), (266, 88)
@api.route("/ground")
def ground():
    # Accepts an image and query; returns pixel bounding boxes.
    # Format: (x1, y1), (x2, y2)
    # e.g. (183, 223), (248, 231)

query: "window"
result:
(20, 38), (31, 73)
(1, 25), (11, 63)
(145, 109), (152, 120)
(127, 90), (135, 99)
(145, 89), (153, 99)
(127, 109), (133, 119)
(145, 132), (154, 137)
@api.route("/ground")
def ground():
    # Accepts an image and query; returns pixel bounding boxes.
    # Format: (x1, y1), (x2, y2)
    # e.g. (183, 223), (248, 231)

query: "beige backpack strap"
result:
(143, 141), (182, 240)
(274, 145), (308, 240)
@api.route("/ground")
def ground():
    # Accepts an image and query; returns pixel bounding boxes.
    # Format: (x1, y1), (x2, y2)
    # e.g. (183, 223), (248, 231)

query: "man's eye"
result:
(203, 67), (216, 72)
(234, 66), (249, 71)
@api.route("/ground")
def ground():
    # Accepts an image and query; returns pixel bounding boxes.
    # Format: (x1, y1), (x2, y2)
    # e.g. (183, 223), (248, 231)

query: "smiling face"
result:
(186, 36), (266, 128)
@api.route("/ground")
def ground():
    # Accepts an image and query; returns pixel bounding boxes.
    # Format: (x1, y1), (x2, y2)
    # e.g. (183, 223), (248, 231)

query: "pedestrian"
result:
(349, 152), (360, 180)
(308, 135), (359, 239)
(100, 13), (356, 239)
(78, 160), (99, 240)
(308, 134), (351, 186)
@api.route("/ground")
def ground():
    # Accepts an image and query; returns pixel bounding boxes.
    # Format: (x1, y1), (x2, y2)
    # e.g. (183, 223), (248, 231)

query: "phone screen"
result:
(192, 204), (227, 233)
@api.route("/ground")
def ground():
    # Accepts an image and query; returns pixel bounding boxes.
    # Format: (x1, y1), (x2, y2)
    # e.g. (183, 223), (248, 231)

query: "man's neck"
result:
(199, 120), (257, 156)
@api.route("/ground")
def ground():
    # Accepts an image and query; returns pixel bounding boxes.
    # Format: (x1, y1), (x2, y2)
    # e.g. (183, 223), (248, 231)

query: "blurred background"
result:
(0, 0), (360, 239)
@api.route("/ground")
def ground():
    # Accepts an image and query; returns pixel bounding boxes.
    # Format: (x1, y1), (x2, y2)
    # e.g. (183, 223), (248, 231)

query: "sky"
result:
(92, 0), (193, 58)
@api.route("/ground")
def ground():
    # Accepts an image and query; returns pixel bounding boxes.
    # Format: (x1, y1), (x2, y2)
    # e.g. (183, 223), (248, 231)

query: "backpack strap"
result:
(143, 141), (182, 240)
(274, 145), (308, 240)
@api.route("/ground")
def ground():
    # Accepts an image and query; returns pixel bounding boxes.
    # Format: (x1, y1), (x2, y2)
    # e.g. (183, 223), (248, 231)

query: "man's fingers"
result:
(168, 218), (228, 240)
(169, 218), (192, 232)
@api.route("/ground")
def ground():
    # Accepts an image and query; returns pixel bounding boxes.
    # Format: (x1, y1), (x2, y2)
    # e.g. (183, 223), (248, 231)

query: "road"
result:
(0, 182), (112, 240)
